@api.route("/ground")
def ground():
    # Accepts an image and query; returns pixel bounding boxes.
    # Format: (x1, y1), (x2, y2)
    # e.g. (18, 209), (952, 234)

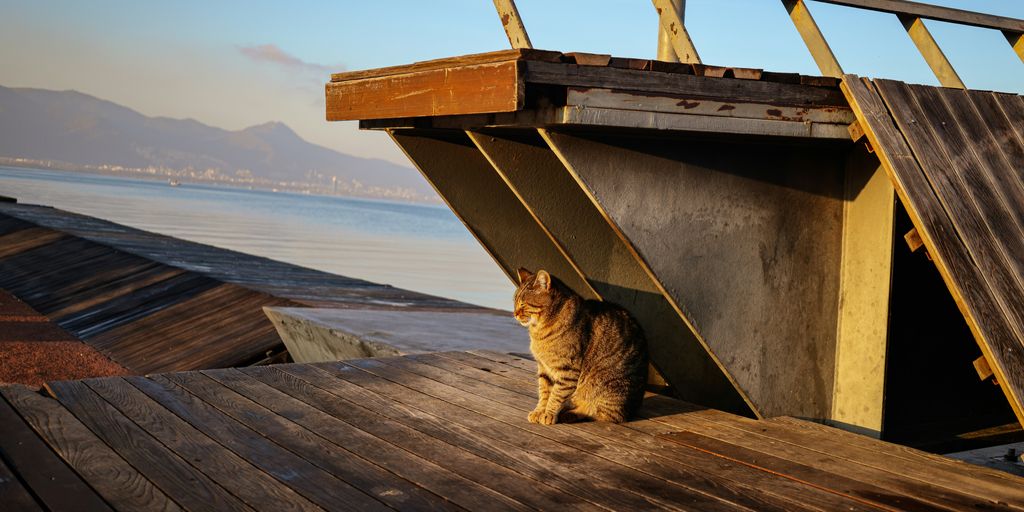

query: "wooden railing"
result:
(782, 0), (1024, 87)
(492, 0), (1023, 89)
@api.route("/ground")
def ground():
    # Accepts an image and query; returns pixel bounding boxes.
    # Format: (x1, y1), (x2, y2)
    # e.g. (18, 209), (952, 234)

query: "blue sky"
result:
(1, 1), (1021, 166)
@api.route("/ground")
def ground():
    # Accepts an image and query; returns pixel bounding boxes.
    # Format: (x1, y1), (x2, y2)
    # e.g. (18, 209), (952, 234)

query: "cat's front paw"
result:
(535, 410), (558, 425)
(527, 408), (546, 423)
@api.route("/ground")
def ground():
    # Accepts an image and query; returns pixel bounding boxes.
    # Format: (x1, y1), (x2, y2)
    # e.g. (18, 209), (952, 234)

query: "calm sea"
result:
(0, 167), (513, 310)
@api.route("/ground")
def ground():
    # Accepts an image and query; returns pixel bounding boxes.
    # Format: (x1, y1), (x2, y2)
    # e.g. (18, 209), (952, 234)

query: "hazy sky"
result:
(1, 1), (1021, 167)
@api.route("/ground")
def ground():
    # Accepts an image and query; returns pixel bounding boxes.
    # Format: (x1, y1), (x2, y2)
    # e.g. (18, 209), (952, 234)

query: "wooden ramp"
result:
(2, 351), (1022, 511)
(842, 77), (1024, 429)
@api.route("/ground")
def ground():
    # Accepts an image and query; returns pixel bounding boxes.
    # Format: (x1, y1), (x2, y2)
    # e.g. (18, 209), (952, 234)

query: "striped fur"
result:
(514, 268), (647, 424)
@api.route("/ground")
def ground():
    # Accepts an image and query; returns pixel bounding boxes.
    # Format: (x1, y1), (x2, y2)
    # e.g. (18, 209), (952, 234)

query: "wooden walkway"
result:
(843, 77), (1024, 429)
(2, 351), (1022, 511)
(0, 202), (495, 375)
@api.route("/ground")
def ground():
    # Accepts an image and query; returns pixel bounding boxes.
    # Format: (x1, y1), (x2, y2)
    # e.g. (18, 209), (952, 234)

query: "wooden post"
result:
(493, 0), (533, 49)
(781, 0), (844, 77)
(1006, 31), (1024, 64)
(652, 0), (700, 63)
(899, 15), (965, 89)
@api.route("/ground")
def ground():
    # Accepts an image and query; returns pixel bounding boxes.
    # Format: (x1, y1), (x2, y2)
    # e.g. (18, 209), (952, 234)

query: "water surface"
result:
(0, 167), (514, 309)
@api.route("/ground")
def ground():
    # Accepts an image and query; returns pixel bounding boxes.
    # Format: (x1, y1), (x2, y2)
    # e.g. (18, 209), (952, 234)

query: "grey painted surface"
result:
(266, 306), (529, 363)
(471, 128), (751, 415)
(547, 129), (845, 419)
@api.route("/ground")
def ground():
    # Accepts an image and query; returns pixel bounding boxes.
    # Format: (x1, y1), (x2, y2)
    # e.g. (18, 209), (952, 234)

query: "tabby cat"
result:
(514, 268), (647, 424)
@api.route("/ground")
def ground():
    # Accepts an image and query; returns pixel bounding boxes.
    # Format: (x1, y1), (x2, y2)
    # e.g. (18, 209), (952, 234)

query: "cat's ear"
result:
(536, 270), (550, 290)
(516, 267), (533, 283)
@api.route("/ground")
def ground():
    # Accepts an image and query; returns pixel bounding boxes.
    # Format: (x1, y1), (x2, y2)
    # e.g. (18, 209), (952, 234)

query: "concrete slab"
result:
(264, 306), (529, 363)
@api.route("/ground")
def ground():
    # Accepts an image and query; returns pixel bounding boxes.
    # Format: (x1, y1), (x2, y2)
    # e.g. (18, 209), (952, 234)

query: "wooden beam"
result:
(814, 0), (1024, 33)
(831, 143), (895, 438)
(782, 0), (844, 78)
(904, 227), (924, 252)
(1005, 31), (1024, 64)
(492, 0), (533, 49)
(899, 15), (965, 89)
(387, 129), (590, 295)
(326, 61), (523, 121)
(652, 0), (701, 64)
(566, 87), (856, 124)
(974, 355), (995, 381)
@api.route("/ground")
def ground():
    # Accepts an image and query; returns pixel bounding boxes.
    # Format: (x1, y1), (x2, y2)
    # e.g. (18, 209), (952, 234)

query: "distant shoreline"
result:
(0, 156), (441, 205)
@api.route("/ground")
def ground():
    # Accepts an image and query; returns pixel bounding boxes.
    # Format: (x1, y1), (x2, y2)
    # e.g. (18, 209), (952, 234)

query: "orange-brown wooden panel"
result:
(326, 61), (524, 121)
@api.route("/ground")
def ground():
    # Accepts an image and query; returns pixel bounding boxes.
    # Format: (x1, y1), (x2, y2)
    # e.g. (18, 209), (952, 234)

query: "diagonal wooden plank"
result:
(993, 93), (1024, 148)
(643, 398), (1014, 512)
(82, 377), (321, 512)
(467, 349), (537, 373)
(659, 430), (955, 512)
(124, 375), (383, 512)
(0, 434), (42, 511)
(320, 359), (706, 511)
(262, 364), (599, 511)
(769, 417), (1024, 506)
(0, 386), (112, 511)
(841, 75), (1024, 428)
(411, 353), (878, 512)
(208, 367), (535, 512)
(45, 380), (251, 512)
(2, 385), (181, 512)
(281, 363), (625, 510)
(960, 90), (1024, 225)
(346, 356), (778, 512)
(159, 371), (462, 512)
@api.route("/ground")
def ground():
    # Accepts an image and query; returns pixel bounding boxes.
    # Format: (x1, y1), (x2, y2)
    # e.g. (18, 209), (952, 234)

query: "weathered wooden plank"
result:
(467, 349), (537, 372)
(159, 371), (461, 512)
(2, 385), (181, 512)
(0, 227), (65, 258)
(524, 61), (848, 108)
(939, 88), (1024, 239)
(344, 357), (769, 512)
(329, 49), (561, 82)
(45, 379), (255, 512)
(0, 386), (112, 511)
(319, 359), (714, 511)
(206, 367), (534, 511)
(83, 377), (320, 512)
(643, 396), (1020, 511)
(874, 79), (1024, 426)
(429, 352), (883, 512)
(565, 87), (855, 124)
(993, 93), (1024, 147)
(814, 0), (1024, 32)
(770, 417), (1024, 507)
(0, 440), (42, 511)
(659, 430), (970, 512)
(842, 75), (1024, 428)
(263, 364), (598, 511)
(456, 347), (1024, 509)
(326, 61), (523, 121)
(125, 375), (380, 512)
(560, 105), (850, 139)
(394, 353), (880, 512)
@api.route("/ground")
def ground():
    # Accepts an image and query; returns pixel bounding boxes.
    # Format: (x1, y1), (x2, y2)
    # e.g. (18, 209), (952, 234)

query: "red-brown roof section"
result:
(0, 289), (128, 387)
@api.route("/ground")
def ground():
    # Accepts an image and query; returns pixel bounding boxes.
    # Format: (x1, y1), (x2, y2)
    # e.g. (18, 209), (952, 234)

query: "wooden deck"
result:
(2, 351), (1022, 511)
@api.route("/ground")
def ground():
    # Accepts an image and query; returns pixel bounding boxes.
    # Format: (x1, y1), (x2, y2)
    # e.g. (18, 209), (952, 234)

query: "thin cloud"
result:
(238, 44), (339, 74)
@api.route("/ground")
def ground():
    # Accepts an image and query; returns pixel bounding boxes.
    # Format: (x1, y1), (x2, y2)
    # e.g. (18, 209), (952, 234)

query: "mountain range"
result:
(0, 85), (435, 200)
